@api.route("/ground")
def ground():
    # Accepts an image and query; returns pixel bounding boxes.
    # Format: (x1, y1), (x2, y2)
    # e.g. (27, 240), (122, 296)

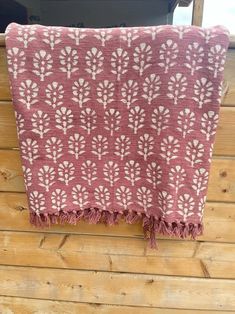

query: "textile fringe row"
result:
(29, 208), (204, 249)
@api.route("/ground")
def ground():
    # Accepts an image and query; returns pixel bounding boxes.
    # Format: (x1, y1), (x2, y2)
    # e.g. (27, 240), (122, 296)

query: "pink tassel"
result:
(125, 211), (141, 224)
(29, 209), (203, 251)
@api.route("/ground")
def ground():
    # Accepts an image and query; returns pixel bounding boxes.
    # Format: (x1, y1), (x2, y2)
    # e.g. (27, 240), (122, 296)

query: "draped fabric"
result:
(5, 22), (230, 249)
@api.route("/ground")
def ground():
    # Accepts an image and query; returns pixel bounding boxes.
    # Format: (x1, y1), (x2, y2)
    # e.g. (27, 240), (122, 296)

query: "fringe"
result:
(29, 209), (204, 250)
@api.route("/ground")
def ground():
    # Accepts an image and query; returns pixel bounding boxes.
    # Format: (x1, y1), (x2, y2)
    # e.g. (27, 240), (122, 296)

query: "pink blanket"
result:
(5, 22), (230, 248)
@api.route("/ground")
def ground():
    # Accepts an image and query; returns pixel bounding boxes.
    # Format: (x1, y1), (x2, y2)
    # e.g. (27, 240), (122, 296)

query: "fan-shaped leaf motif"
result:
(94, 29), (112, 46)
(29, 191), (46, 215)
(80, 108), (97, 134)
(55, 107), (74, 135)
(120, 29), (139, 47)
(97, 80), (115, 109)
(160, 136), (179, 165)
(158, 190), (174, 218)
(72, 79), (90, 107)
(81, 160), (98, 185)
(58, 161), (75, 185)
(59, 46), (78, 79)
(177, 108), (195, 138)
(51, 189), (67, 211)
(192, 168), (209, 196)
(45, 82), (64, 108)
(68, 133), (86, 159)
(103, 161), (120, 186)
(198, 196), (207, 221)
(144, 26), (164, 40)
(7, 47), (26, 79)
(33, 50), (53, 81)
(158, 39), (178, 73)
(142, 74), (161, 104)
(137, 133), (154, 161)
(31, 110), (50, 138)
(111, 48), (129, 81)
(94, 185), (111, 210)
(72, 184), (89, 207)
(128, 106), (145, 134)
(68, 28), (87, 45)
(104, 108), (121, 136)
(167, 73), (187, 105)
(38, 165), (55, 192)
(15, 112), (25, 135)
(133, 43), (152, 76)
(43, 26), (61, 50)
(22, 166), (32, 190)
(21, 139), (39, 165)
(184, 42), (204, 75)
(136, 187), (153, 211)
(146, 162), (162, 189)
(208, 44), (227, 78)
(124, 160), (141, 186)
(91, 135), (109, 160)
(121, 80), (139, 109)
(151, 106), (170, 136)
(185, 139), (204, 167)
(114, 135), (131, 160)
(169, 165), (186, 193)
(198, 28), (217, 43)
(45, 137), (63, 163)
(19, 80), (39, 109)
(85, 47), (104, 80)
(201, 111), (219, 141)
(177, 193), (195, 222)
(192, 77), (213, 108)
(172, 25), (191, 39)
(115, 186), (132, 209)
(16, 25), (36, 48)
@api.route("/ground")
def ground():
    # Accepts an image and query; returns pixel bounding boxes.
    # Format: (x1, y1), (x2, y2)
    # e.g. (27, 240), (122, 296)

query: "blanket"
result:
(5, 22), (230, 248)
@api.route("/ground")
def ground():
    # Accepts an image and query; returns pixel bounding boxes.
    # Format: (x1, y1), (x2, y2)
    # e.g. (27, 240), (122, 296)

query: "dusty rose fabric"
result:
(5, 22), (230, 248)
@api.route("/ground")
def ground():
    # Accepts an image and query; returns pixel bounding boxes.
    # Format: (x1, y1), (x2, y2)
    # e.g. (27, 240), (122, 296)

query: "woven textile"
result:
(5, 22), (230, 248)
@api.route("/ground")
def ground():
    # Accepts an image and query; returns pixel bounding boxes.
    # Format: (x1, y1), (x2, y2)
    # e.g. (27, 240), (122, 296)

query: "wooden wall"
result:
(0, 33), (235, 313)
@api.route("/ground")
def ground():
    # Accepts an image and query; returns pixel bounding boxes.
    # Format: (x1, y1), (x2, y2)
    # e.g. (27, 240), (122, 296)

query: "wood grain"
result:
(0, 230), (235, 279)
(1, 102), (235, 155)
(0, 192), (234, 243)
(0, 296), (232, 314)
(191, 0), (204, 26)
(0, 265), (235, 310)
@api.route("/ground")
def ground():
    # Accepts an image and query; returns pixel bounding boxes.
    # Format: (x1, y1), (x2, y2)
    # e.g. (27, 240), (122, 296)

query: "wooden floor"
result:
(0, 35), (235, 313)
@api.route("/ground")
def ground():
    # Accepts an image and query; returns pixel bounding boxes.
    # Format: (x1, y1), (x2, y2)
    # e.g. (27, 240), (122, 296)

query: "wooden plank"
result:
(0, 296), (232, 314)
(1, 230), (235, 279)
(0, 192), (234, 243)
(195, 242), (235, 279)
(213, 106), (235, 156)
(0, 102), (19, 148)
(1, 102), (235, 155)
(1, 47), (235, 105)
(0, 150), (23, 192)
(207, 158), (235, 203)
(0, 48), (11, 100)
(0, 231), (203, 277)
(191, 0), (204, 27)
(0, 265), (235, 310)
(1, 149), (235, 202)
(223, 50), (235, 106)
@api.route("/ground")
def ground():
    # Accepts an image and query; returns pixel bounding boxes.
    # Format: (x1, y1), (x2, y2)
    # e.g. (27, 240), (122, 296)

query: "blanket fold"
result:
(5, 22), (230, 249)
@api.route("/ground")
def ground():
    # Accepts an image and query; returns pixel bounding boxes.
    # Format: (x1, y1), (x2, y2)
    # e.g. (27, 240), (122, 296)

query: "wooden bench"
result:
(0, 31), (235, 313)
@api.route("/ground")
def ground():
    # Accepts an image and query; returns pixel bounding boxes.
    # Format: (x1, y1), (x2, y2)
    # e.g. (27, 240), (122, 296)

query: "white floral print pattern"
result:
(5, 23), (229, 230)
